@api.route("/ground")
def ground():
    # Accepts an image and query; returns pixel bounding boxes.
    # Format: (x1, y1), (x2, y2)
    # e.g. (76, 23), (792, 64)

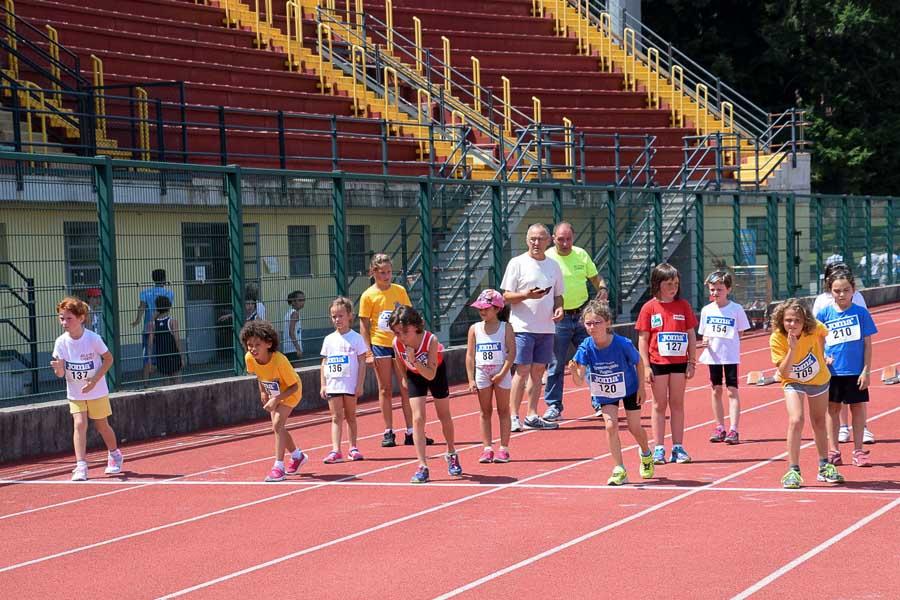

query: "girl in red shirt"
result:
(636, 263), (698, 465)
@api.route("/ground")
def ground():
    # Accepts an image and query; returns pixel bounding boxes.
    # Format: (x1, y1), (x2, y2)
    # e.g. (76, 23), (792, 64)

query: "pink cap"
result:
(470, 289), (504, 310)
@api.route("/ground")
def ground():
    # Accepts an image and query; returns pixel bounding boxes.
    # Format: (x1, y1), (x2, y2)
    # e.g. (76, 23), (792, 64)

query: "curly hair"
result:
(650, 263), (680, 300)
(56, 296), (89, 318)
(770, 298), (816, 336)
(388, 305), (424, 333)
(581, 299), (614, 332)
(240, 319), (280, 352)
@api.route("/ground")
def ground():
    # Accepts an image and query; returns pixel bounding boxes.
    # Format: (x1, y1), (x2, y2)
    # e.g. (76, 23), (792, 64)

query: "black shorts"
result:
(406, 362), (450, 399)
(828, 375), (869, 404)
(592, 392), (641, 412)
(708, 364), (739, 388)
(650, 362), (688, 376)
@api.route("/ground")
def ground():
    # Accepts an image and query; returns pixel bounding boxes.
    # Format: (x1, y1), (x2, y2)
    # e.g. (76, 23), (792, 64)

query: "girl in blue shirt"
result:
(570, 300), (654, 485)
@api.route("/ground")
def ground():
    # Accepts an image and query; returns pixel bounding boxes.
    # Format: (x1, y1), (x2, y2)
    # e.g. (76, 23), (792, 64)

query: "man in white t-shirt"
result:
(501, 223), (565, 431)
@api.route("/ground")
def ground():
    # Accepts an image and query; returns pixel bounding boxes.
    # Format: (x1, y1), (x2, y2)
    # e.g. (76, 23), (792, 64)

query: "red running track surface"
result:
(3, 305), (900, 598)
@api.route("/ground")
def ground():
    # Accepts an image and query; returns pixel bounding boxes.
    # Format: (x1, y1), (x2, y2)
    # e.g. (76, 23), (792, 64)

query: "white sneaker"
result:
(863, 428), (876, 445)
(72, 463), (88, 482)
(510, 415), (522, 432)
(837, 425), (850, 444)
(104, 450), (124, 475)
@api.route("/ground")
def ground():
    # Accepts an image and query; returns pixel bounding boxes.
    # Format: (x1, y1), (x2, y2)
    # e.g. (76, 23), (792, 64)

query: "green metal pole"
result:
(332, 173), (348, 298)
(419, 179), (434, 331)
(766, 193), (779, 298)
(552, 186), (562, 229)
(888, 197), (895, 286)
(225, 166), (245, 375)
(814, 195), (823, 292)
(491, 183), (503, 289)
(732, 193), (741, 267)
(840, 195), (849, 263)
(864, 196), (872, 286)
(786, 193), (796, 296)
(653, 190), (663, 266)
(95, 157), (120, 390)
(695, 192), (704, 308)
(606, 188), (619, 316)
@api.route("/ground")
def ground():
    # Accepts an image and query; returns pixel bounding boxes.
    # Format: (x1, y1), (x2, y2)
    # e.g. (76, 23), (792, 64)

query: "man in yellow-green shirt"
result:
(543, 222), (607, 420)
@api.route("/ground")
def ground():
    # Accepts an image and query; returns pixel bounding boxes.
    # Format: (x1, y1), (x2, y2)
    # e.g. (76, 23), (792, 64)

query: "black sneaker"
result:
(404, 432), (435, 445)
(381, 431), (396, 447)
(523, 415), (559, 430)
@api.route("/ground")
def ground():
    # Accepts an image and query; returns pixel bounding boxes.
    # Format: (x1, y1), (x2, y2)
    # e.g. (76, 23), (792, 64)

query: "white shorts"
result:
(475, 366), (511, 390)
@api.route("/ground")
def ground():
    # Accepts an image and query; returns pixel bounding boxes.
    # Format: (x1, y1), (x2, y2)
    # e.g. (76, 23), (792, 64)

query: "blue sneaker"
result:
(652, 446), (666, 465)
(446, 453), (463, 476)
(411, 465), (430, 484)
(671, 446), (692, 464)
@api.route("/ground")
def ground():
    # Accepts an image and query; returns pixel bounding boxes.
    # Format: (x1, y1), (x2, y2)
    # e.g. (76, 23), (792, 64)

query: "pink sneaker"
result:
(852, 449), (871, 467)
(478, 448), (494, 463)
(348, 447), (364, 461)
(264, 466), (286, 482)
(493, 448), (510, 463)
(104, 449), (124, 475)
(828, 450), (843, 466)
(709, 425), (726, 443)
(285, 452), (308, 474)
(323, 450), (343, 464)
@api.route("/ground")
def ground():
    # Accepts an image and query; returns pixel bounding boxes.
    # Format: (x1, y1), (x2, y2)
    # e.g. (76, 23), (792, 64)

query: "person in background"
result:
(131, 269), (174, 380)
(85, 287), (103, 339)
(283, 290), (305, 363)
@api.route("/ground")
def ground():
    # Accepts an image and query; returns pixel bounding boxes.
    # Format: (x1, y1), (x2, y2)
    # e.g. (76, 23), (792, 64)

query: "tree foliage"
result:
(642, 0), (900, 194)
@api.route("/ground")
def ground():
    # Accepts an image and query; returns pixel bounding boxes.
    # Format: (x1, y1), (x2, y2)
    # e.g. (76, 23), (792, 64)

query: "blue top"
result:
(816, 303), (877, 376)
(140, 287), (175, 326)
(573, 334), (640, 401)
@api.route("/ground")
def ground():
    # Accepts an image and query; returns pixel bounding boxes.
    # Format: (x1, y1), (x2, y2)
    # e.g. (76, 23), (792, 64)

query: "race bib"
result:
(589, 371), (626, 399)
(791, 352), (821, 382)
(261, 380), (281, 398)
(325, 354), (352, 379)
(475, 342), (503, 367)
(704, 316), (735, 339)
(65, 360), (95, 382)
(657, 332), (688, 357)
(377, 310), (393, 332)
(825, 315), (861, 346)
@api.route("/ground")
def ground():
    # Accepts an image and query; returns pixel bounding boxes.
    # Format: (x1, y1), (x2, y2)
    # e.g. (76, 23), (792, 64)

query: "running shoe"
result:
(523, 415), (559, 430)
(446, 452), (463, 476)
(542, 406), (562, 422)
(671, 446), (692, 464)
(652, 446), (666, 465)
(781, 468), (803, 489)
(478, 448), (494, 464)
(381, 430), (397, 447)
(817, 463), (845, 483)
(709, 425), (726, 443)
(71, 463), (88, 482)
(837, 425), (850, 444)
(323, 450), (343, 464)
(404, 432), (435, 446)
(104, 449), (124, 475)
(724, 429), (740, 445)
(639, 451), (654, 479)
(863, 428), (876, 445)
(607, 465), (628, 486)
(348, 447), (364, 461)
(510, 415), (523, 432)
(852, 449), (871, 467)
(265, 466), (286, 482)
(827, 450), (842, 466)
(410, 465), (430, 484)
(286, 451), (308, 474)
(494, 448), (510, 463)
(594, 408), (605, 418)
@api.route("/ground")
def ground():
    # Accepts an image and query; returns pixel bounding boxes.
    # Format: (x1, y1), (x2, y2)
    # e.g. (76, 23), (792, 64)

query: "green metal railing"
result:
(0, 150), (898, 405)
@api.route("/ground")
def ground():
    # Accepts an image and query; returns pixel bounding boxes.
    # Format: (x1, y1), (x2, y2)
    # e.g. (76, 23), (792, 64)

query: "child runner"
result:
(697, 270), (751, 444)
(359, 254), (431, 447)
(50, 297), (123, 481)
(770, 299), (844, 488)
(241, 320), (308, 482)
(812, 262), (874, 445)
(320, 297), (369, 463)
(570, 300), (654, 485)
(816, 270), (877, 467)
(466, 289), (515, 463)
(390, 306), (460, 483)
(283, 290), (305, 363)
(147, 295), (184, 383)
(636, 263), (698, 465)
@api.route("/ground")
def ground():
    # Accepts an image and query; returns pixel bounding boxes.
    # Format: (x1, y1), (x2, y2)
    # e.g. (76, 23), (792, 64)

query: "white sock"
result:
(406, 427), (413, 435)
(384, 428), (393, 434)
(76, 460), (88, 467)
(484, 446), (493, 452)
(291, 449), (303, 460)
(274, 460), (285, 470)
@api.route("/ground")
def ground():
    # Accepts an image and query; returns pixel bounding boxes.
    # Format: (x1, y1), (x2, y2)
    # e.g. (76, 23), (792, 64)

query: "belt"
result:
(564, 306), (584, 316)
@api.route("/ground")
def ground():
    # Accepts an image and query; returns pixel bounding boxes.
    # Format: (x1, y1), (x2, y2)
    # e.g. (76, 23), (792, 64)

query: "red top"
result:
(392, 330), (444, 374)
(635, 298), (698, 364)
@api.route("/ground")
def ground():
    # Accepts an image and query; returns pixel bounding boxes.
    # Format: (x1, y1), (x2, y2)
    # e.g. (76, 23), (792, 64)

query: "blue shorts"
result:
(371, 344), (395, 359)
(514, 332), (554, 366)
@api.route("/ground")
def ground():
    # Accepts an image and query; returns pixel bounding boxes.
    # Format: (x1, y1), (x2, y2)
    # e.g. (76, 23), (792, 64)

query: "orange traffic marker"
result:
(882, 365), (899, 385)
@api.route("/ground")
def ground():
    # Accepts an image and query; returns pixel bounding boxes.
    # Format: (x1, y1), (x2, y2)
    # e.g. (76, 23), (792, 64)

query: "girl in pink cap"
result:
(466, 289), (516, 463)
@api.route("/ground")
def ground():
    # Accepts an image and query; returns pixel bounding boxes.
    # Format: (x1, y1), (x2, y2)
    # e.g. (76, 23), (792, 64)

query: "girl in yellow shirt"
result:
(770, 299), (844, 489)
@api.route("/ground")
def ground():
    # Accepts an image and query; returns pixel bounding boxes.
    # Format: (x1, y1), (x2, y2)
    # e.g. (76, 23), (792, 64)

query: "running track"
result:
(3, 306), (900, 599)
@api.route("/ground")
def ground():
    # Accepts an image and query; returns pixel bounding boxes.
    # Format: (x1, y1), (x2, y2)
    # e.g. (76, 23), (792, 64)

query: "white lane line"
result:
(430, 402), (900, 600)
(730, 496), (900, 599)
